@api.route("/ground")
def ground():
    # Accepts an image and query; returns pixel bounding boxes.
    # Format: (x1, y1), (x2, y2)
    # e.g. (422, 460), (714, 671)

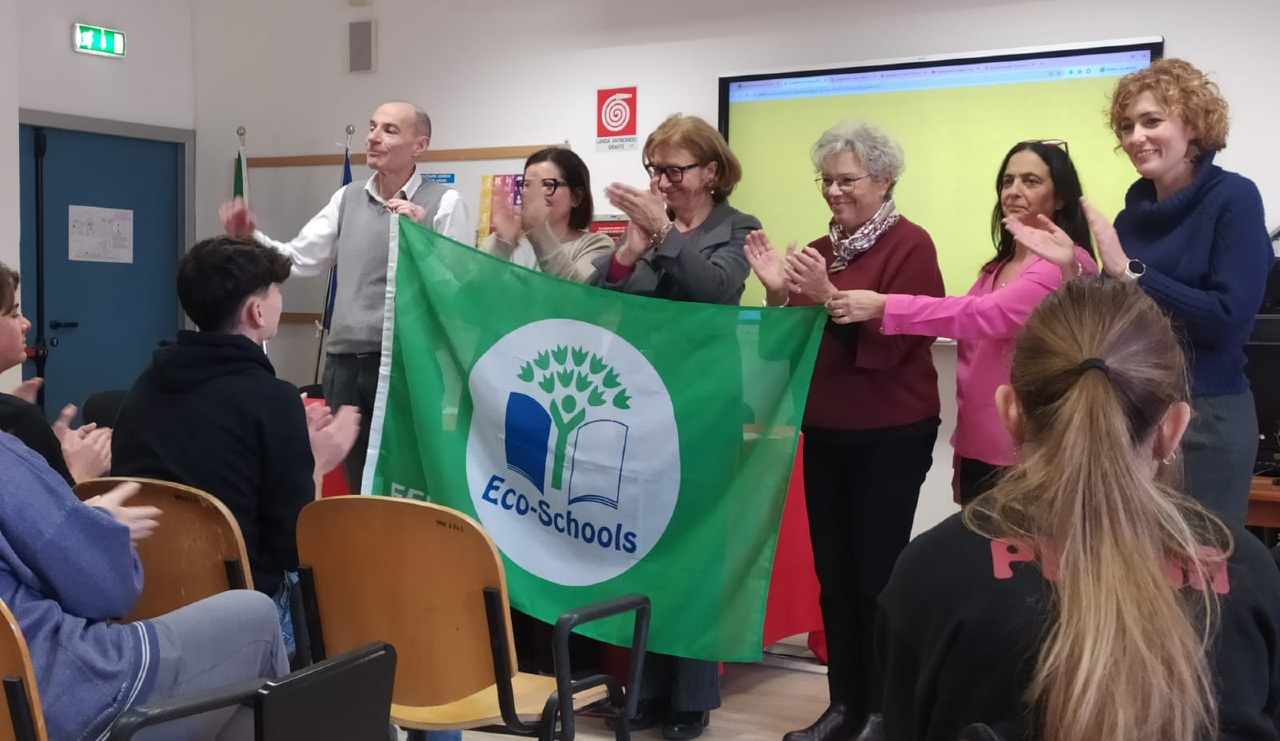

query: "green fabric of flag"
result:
(366, 218), (825, 661)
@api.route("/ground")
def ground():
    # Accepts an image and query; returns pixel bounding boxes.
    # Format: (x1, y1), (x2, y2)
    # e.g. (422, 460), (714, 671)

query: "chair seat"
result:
(391, 671), (609, 730)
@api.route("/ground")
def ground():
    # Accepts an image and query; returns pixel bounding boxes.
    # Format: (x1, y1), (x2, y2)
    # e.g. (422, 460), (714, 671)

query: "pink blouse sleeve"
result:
(880, 258), (1068, 341)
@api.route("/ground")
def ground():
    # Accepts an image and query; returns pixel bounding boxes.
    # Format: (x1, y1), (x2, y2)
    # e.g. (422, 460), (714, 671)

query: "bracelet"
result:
(648, 222), (673, 250)
(763, 296), (790, 308)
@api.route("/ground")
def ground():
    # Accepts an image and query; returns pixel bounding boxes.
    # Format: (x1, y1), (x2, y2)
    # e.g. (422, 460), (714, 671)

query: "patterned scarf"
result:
(828, 199), (899, 272)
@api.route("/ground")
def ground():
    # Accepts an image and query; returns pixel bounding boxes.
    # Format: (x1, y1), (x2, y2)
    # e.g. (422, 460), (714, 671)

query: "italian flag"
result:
(233, 144), (250, 206)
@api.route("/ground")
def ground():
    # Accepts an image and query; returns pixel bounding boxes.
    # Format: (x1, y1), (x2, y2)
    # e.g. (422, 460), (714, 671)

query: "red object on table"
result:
(302, 397), (351, 497)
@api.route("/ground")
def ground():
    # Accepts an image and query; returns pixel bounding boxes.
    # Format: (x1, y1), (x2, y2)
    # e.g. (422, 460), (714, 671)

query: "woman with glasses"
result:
(798, 140), (1098, 506)
(592, 114), (758, 741)
(744, 120), (943, 741)
(596, 113), (758, 305)
(1014, 59), (1276, 529)
(480, 147), (616, 281)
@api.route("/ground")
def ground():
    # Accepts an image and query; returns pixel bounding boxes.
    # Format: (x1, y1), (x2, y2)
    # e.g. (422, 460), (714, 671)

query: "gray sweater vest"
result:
(328, 179), (451, 354)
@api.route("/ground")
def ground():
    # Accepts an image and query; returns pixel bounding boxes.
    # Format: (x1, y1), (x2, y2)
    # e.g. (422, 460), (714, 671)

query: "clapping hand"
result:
(309, 405), (361, 476)
(744, 231), (797, 303)
(490, 181), (521, 244)
(785, 247), (838, 304)
(1080, 198), (1128, 277)
(1002, 214), (1075, 269)
(219, 198), (257, 236)
(55, 405), (112, 483)
(520, 187), (551, 233)
(605, 181), (669, 237)
(85, 482), (161, 542)
(9, 377), (41, 404)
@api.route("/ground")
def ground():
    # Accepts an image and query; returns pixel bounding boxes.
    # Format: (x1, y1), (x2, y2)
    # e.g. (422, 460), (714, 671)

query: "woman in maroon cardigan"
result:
(746, 120), (943, 741)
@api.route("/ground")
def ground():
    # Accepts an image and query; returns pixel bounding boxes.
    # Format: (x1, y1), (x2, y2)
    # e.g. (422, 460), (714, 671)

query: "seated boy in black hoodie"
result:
(111, 236), (359, 649)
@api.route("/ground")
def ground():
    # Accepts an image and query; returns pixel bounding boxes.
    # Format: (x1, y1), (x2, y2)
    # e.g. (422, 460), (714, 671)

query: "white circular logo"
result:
(600, 93), (633, 134)
(466, 319), (679, 586)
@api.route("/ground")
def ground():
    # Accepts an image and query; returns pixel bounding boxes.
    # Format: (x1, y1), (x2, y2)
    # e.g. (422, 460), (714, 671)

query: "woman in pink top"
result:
(826, 141), (1098, 504)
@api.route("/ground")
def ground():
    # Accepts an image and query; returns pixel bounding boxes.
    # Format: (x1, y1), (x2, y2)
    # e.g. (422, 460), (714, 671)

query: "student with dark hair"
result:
(112, 236), (359, 651)
(0, 261), (111, 485)
(878, 278), (1280, 741)
(481, 147), (616, 281)
(815, 140), (1099, 504)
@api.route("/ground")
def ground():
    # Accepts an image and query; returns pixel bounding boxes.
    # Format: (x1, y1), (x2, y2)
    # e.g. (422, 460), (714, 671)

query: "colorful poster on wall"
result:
(596, 87), (638, 153)
(477, 174), (521, 239)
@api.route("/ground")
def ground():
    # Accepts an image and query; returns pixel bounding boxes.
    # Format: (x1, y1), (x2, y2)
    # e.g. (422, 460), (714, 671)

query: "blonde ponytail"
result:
(966, 278), (1231, 741)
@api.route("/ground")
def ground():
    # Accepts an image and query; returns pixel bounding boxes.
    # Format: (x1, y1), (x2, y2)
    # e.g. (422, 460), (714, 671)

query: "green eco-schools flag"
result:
(366, 218), (825, 662)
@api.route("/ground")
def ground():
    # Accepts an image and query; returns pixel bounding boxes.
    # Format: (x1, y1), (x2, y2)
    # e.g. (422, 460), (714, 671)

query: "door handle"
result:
(49, 320), (79, 330)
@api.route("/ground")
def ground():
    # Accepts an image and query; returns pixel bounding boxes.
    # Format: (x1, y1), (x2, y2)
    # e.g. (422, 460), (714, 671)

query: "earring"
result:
(1162, 451), (1178, 465)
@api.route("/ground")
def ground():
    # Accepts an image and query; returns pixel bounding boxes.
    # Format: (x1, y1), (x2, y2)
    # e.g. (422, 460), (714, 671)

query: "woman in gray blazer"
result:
(594, 114), (758, 740)
(597, 114), (759, 306)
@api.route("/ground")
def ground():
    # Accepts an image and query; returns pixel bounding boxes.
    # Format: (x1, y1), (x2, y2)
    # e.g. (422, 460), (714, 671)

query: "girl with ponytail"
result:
(876, 277), (1280, 741)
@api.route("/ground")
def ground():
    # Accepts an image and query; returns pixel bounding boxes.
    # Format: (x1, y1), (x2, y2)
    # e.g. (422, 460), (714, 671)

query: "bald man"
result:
(221, 101), (471, 490)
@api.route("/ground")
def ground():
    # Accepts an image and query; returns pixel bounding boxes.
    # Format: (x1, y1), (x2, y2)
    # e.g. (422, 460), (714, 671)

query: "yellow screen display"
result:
(725, 51), (1157, 304)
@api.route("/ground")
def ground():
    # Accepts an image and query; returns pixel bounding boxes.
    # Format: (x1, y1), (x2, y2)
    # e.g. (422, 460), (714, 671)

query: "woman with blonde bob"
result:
(1020, 58), (1276, 528)
(877, 277), (1280, 741)
(596, 113), (758, 305)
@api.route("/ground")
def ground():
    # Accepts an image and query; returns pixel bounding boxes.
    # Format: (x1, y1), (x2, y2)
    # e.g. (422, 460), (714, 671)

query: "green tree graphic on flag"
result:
(517, 345), (631, 490)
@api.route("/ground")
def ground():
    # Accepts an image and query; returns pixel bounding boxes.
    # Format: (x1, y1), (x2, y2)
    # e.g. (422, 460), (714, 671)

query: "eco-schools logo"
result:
(466, 319), (679, 587)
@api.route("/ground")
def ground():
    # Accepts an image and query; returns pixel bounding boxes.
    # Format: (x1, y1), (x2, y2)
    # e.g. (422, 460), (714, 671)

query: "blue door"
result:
(18, 125), (183, 419)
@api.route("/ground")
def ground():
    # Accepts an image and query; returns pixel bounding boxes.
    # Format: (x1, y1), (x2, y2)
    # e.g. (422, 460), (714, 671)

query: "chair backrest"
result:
(296, 496), (517, 708)
(72, 478), (254, 622)
(81, 390), (128, 429)
(0, 601), (47, 741)
(256, 642), (396, 740)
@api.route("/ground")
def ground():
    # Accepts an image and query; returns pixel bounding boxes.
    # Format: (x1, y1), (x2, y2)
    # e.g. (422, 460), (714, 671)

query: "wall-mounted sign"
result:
(73, 23), (126, 58)
(596, 87), (638, 152)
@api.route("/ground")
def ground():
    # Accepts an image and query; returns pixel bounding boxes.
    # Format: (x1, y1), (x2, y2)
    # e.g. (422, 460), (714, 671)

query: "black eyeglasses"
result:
(644, 162), (701, 183)
(516, 177), (570, 196)
(1024, 139), (1070, 158)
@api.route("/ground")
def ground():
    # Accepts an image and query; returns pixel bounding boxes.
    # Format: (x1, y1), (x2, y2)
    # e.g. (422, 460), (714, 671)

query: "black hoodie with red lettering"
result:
(877, 513), (1280, 741)
(110, 330), (314, 597)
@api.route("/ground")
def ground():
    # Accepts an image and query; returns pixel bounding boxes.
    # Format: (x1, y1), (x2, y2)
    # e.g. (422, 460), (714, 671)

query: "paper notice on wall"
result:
(69, 205), (133, 263)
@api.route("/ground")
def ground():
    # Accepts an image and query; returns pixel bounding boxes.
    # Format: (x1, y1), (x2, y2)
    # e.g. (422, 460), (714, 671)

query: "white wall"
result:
(188, 0), (1280, 533)
(1, 0), (193, 390)
(0, 0), (18, 391)
(17, 0), (195, 129)
(190, 0), (1280, 235)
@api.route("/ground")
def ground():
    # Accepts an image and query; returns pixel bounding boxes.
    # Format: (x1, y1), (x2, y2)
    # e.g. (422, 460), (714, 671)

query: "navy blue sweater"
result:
(1114, 153), (1276, 396)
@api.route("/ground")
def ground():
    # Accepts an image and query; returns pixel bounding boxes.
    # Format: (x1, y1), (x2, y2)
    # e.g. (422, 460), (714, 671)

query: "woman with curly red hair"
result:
(1021, 58), (1276, 527)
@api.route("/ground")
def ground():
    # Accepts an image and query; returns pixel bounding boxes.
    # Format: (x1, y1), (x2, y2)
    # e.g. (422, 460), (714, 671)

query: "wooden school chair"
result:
(73, 477), (253, 621)
(295, 495), (650, 741)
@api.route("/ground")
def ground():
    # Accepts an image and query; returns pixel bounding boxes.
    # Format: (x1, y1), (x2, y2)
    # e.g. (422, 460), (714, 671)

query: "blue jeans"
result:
(1183, 392), (1258, 529)
(273, 571), (300, 658)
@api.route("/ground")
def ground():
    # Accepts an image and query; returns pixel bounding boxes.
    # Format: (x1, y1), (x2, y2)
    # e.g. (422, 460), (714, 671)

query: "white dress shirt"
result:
(253, 164), (473, 278)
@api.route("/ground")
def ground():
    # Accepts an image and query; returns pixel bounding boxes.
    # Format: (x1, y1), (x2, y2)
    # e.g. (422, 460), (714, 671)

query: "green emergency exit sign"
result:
(72, 23), (126, 58)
